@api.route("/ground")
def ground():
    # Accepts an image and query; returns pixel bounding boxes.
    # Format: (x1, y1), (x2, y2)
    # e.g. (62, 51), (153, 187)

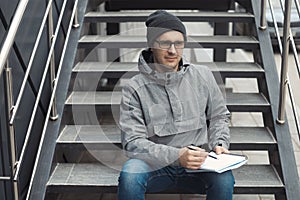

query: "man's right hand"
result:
(178, 146), (208, 169)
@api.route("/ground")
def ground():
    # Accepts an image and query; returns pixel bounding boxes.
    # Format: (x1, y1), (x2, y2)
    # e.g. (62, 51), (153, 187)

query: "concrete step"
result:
(78, 35), (259, 49)
(84, 11), (254, 23)
(46, 163), (284, 195)
(57, 125), (277, 151)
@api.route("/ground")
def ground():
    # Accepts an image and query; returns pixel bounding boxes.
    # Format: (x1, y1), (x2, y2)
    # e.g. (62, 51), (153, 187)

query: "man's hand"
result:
(214, 145), (230, 155)
(179, 146), (208, 169)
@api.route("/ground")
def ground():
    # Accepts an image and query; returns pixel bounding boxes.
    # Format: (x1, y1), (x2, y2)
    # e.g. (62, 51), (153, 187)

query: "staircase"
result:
(44, 0), (300, 199)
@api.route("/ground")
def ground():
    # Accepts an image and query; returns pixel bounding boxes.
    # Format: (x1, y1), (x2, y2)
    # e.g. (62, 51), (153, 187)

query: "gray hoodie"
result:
(119, 49), (230, 167)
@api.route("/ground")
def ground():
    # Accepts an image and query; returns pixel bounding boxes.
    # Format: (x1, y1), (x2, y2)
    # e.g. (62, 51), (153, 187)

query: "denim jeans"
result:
(118, 159), (235, 200)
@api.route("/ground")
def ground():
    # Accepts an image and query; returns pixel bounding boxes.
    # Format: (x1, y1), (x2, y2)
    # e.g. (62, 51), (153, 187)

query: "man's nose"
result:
(167, 44), (177, 53)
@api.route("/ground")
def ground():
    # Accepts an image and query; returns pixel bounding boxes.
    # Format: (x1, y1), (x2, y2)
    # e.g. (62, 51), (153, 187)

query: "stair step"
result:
(57, 125), (277, 151)
(46, 163), (284, 194)
(104, 0), (233, 11)
(73, 62), (265, 79)
(78, 35), (259, 49)
(65, 91), (270, 112)
(84, 11), (254, 23)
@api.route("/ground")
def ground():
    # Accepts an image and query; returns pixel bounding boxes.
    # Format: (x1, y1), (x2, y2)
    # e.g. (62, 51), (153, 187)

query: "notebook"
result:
(185, 152), (248, 173)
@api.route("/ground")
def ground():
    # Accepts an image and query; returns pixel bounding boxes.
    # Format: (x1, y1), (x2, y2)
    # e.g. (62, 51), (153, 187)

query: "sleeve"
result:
(119, 84), (181, 167)
(204, 70), (231, 150)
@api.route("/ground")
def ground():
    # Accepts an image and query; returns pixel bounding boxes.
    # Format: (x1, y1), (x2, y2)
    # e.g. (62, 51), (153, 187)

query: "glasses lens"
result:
(174, 41), (184, 49)
(159, 41), (172, 49)
(156, 40), (184, 49)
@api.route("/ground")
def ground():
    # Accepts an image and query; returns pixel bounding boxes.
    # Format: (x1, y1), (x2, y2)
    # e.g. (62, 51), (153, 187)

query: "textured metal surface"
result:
(46, 163), (283, 194)
(65, 91), (270, 111)
(85, 11), (254, 23)
(73, 62), (264, 78)
(57, 125), (276, 151)
(78, 35), (259, 49)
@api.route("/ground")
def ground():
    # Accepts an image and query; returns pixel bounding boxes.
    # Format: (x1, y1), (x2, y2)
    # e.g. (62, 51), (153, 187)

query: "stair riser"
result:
(62, 106), (119, 125)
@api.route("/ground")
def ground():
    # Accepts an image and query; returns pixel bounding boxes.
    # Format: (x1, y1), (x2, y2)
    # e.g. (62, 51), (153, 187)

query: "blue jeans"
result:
(118, 159), (235, 200)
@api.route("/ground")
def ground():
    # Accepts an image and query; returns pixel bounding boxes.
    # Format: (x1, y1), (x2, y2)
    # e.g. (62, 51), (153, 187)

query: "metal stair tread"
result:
(78, 35), (259, 48)
(46, 163), (284, 193)
(84, 11), (254, 23)
(65, 91), (270, 111)
(57, 125), (276, 150)
(73, 62), (264, 78)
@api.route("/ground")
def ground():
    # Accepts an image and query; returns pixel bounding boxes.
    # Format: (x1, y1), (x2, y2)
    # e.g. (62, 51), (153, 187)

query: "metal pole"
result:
(277, 0), (292, 124)
(259, 0), (267, 30)
(5, 63), (19, 200)
(73, 5), (79, 28)
(48, 3), (58, 121)
(0, 0), (29, 79)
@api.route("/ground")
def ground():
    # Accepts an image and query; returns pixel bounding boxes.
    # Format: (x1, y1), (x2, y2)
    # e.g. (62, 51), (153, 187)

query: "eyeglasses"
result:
(155, 40), (185, 49)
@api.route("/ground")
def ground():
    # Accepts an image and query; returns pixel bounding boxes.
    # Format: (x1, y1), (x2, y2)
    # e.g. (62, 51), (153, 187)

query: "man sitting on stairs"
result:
(118, 10), (234, 200)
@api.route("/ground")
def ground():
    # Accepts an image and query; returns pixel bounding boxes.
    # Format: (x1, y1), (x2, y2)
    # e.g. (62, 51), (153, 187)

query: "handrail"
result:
(9, 0), (53, 125)
(0, 0), (29, 78)
(25, 1), (79, 198)
(270, 0), (300, 140)
(13, 0), (68, 181)
(0, 0), (77, 199)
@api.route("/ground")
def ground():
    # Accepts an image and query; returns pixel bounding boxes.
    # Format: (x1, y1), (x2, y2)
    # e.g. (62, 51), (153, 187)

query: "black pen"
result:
(208, 154), (218, 160)
(187, 145), (218, 160)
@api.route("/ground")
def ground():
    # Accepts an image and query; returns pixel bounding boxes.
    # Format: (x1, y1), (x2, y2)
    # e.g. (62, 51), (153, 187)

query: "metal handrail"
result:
(9, 0), (53, 125)
(25, 1), (79, 198)
(0, 0), (29, 78)
(270, 0), (300, 140)
(281, 0), (300, 78)
(0, 1), (29, 199)
(0, 0), (79, 199)
(13, 0), (68, 181)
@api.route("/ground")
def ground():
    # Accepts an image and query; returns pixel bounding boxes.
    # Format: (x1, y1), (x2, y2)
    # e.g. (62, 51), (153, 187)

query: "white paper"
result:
(186, 152), (248, 173)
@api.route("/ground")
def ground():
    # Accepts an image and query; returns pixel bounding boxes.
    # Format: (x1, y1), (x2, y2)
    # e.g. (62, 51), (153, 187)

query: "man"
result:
(118, 10), (234, 200)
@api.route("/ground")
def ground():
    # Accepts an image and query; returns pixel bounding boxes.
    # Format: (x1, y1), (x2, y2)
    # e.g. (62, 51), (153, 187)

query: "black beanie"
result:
(146, 10), (187, 47)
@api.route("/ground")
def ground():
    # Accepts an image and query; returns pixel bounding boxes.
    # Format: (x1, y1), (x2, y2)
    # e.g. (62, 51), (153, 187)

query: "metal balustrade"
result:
(0, 0), (79, 199)
(0, 0), (299, 199)
(267, 0), (300, 141)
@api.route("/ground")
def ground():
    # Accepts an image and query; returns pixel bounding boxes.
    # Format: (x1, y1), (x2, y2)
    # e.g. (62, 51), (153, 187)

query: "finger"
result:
(188, 149), (207, 156)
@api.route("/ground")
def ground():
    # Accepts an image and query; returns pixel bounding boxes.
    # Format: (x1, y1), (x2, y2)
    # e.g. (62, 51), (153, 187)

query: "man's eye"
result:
(160, 41), (171, 46)
(174, 41), (184, 46)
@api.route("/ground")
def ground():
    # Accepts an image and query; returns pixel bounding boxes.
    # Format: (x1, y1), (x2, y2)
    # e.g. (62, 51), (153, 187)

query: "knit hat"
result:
(145, 10), (187, 47)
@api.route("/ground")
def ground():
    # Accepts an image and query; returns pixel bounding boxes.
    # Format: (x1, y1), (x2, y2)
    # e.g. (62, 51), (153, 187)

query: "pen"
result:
(187, 145), (218, 160)
(208, 154), (218, 160)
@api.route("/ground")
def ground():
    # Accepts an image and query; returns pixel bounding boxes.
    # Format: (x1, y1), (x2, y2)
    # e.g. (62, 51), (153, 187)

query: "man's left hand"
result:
(214, 146), (230, 155)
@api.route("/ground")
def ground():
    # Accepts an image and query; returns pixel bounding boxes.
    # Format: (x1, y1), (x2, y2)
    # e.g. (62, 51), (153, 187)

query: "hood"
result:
(137, 49), (189, 85)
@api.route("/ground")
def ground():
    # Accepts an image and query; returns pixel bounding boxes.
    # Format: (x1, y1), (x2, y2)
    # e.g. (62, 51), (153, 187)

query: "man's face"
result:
(151, 31), (185, 72)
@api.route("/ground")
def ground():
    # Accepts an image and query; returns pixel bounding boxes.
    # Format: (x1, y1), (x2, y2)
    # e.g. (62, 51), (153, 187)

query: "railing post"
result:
(73, 4), (79, 28)
(277, 0), (292, 124)
(259, 0), (267, 30)
(48, 2), (58, 121)
(4, 62), (19, 200)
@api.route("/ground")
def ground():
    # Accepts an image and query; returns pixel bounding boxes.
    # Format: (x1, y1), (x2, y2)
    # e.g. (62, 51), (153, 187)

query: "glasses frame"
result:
(154, 40), (185, 50)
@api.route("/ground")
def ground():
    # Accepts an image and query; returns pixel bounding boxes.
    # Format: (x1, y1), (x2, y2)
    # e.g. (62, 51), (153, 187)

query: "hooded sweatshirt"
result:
(119, 49), (230, 167)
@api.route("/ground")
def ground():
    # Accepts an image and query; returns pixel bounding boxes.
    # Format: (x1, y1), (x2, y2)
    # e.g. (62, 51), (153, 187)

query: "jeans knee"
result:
(212, 171), (235, 192)
(118, 159), (151, 190)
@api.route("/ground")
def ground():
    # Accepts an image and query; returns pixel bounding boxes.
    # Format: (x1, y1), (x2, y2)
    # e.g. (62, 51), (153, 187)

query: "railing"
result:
(0, 0), (79, 199)
(266, 0), (300, 140)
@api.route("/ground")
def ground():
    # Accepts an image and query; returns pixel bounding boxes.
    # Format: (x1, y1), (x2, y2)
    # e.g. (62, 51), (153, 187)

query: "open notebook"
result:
(186, 152), (248, 173)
